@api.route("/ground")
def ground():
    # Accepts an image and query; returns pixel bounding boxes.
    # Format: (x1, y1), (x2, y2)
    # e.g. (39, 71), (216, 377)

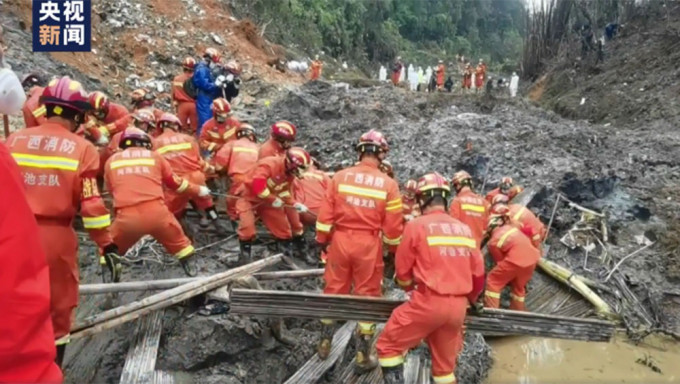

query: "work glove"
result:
(198, 185), (211, 197)
(95, 132), (110, 146)
(100, 244), (122, 283)
(225, 74), (234, 83)
(215, 75), (226, 87)
(271, 197), (284, 208)
(293, 202), (309, 213)
(404, 214), (414, 222)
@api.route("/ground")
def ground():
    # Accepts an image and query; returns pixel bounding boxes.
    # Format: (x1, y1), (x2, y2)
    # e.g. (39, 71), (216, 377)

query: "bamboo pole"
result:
(119, 310), (164, 384)
(79, 269), (324, 295)
(538, 258), (619, 321)
(68, 255), (282, 341)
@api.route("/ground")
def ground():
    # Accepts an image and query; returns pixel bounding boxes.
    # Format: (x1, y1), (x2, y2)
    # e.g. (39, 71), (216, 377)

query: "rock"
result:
(211, 33), (224, 45)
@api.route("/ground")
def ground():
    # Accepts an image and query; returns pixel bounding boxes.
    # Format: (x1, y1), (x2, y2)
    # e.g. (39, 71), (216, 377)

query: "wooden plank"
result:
(417, 360), (431, 384)
(284, 321), (356, 384)
(119, 310), (164, 384)
(403, 354), (421, 384)
(151, 371), (175, 384)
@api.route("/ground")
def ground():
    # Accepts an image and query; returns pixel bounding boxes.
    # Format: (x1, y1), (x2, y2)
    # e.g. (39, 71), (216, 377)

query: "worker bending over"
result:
(199, 98), (239, 157)
(376, 172), (485, 384)
(315, 129), (403, 373)
(402, 179), (420, 221)
(450, 170), (489, 248)
(259, 120), (296, 159)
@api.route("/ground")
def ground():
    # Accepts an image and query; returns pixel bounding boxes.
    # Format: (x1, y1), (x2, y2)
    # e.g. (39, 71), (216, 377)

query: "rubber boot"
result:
(271, 318), (297, 346)
(239, 239), (252, 265)
(317, 321), (335, 360)
(206, 206), (229, 235)
(381, 364), (405, 384)
(179, 255), (198, 277)
(55, 344), (66, 367)
(277, 240), (300, 270)
(354, 332), (378, 374)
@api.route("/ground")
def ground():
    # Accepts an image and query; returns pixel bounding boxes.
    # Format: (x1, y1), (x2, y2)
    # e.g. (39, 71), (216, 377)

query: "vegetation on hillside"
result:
(231, 0), (526, 70)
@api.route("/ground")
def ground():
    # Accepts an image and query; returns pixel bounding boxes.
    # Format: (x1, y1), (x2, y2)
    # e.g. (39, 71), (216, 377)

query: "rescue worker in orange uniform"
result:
(102, 109), (157, 178)
(105, 127), (211, 277)
(315, 129), (403, 373)
(376, 172), (485, 384)
(491, 194), (546, 249)
(507, 185), (524, 201)
(130, 88), (164, 122)
(484, 205), (541, 311)
(436, 60), (446, 90)
(82, 91), (131, 144)
(214, 123), (260, 229)
(6, 77), (121, 366)
(292, 160), (330, 226)
(235, 147), (312, 265)
(199, 98), (239, 156)
(310, 55), (323, 81)
(391, 57), (404, 86)
(402, 179), (420, 221)
(462, 63), (473, 91)
(475, 59), (487, 90)
(259, 120), (297, 159)
(155, 113), (226, 232)
(450, 170), (490, 248)
(485, 176), (514, 203)
(0, 123), (63, 384)
(379, 159), (395, 179)
(21, 73), (46, 128)
(173, 57), (199, 133)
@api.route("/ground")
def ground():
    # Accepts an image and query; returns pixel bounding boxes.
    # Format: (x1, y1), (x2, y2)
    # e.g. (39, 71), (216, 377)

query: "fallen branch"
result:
(67, 255), (282, 341)
(604, 242), (655, 282)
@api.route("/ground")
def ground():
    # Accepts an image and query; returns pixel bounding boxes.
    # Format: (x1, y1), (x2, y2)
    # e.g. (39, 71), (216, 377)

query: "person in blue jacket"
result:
(193, 47), (222, 136)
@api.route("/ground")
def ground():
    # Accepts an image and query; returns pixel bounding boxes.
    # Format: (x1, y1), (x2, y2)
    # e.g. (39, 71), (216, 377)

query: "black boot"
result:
(206, 206), (229, 234)
(230, 220), (239, 233)
(317, 321), (335, 360)
(277, 240), (300, 270)
(55, 344), (66, 367)
(239, 239), (252, 265)
(179, 255), (198, 277)
(382, 364), (405, 384)
(354, 331), (378, 374)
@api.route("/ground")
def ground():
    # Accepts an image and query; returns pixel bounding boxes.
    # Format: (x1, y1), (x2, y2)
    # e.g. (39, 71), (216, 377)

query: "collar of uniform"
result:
(423, 208), (447, 215)
(359, 157), (380, 168)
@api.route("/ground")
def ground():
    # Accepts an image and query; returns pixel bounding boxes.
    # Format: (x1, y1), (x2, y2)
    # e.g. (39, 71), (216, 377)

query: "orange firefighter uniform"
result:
(376, 210), (485, 384)
(509, 204), (546, 248)
(292, 164), (330, 226)
(105, 147), (199, 259)
(22, 86), (46, 128)
(485, 187), (503, 204)
(199, 116), (240, 155)
(475, 63), (487, 89)
(0, 142), (63, 384)
(258, 137), (286, 159)
(214, 136), (260, 220)
(462, 65), (473, 89)
(315, 158), (403, 333)
(450, 187), (490, 248)
(172, 72), (198, 133)
(82, 102), (131, 139)
(436, 63), (445, 89)
(310, 60), (323, 81)
(402, 196), (420, 221)
(236, 155), (304, 241)
(485, 223), (541, 310)
(7, 123), (114, 342)
(155, 130), (214, 217)
(391, 60), (403, 86)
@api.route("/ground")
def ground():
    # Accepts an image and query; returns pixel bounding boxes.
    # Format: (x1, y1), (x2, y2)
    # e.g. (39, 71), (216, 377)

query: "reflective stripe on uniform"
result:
(461, 203), (485, 213)
(176, 179), (189, 193)
(378, 355), (404, 368)
(383, 235), (401, 245)
(386, 197), (403, 212)
(304, 172), (324, 180)
(396, 277), (412, 287)
(33, 105), (46, 117)
(175, 245), (195, 259)
(278, 191), (291, 198)
(258, 188), (271, 198)
(510, 294), (525, 302)
(321, 319), (335, 325)
(172, 82), (183, 87)
(223, 128), (235, 139)
(433, 373), (456, 383)
(82, 214), (111, 229)
(234, 147), (258, 154)
(427, 236), (476, 249)
(513, 207), (526, 221)
(110, 158), (155, 169)
(157, 142), (192, 154)
(358, 322), (375, 335)
(208, 131), (220, 138)
(338, 184), (387, 200)
(485, 291), (501, 299)
(496, 228), (518, 248)
(207, 143), (217, 151)
(12, 153), (79, 171)
(55, 334), (70, 346)
(316, 221), (332, 232)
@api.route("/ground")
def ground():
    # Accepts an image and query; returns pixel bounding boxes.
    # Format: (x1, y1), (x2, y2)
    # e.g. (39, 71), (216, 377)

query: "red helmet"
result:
(204, 47), (221, 63)
(452, 170), (472, 190)
(182, 57), (196, 70)
(379, 160), (394, 178)
(271, 121), (297, 142)
(490, 203), (510, 216)
(416, 172), (451, 199)
(491, 194), (510, 206)
(88, 91), (110, 118)
(131, 88), (155, 108)
(237, 123), (256, 140)
(40, 77), (91, 115)
(404, 179), (418, 195)
(158, 113), (181, 130)
(508, 185), (524, 200)
(499, 177), (514, 193)
(119, 127), (152, 150)
(212, 98), (231, 116)
(357, 129), (388, 153)
(285, 147), (311, 176)
(224, 60), (242, 75)
(131, 109), (156, 131)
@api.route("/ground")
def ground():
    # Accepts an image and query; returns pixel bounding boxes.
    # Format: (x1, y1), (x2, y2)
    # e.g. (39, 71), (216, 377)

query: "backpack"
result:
(183, 76), (198, 100)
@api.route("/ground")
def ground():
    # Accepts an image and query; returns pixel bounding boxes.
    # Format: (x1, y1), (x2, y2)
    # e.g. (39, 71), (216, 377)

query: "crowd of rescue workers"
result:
(5, 47), (546, 384)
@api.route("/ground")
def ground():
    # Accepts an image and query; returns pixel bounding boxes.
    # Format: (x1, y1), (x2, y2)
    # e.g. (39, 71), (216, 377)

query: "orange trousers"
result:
(235, 198), (303, 241)
(323, 230), (383, 297)
(37, 221), (78, 341)
(165, 170), (213, 216)
(376, 291), (467, 383)
(225, 180), (243, 221)
(391, 72), (400, 85)
(484, 259), (537, 311)
(111, 200), (194, 259)
(176, 101), (198, 134)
